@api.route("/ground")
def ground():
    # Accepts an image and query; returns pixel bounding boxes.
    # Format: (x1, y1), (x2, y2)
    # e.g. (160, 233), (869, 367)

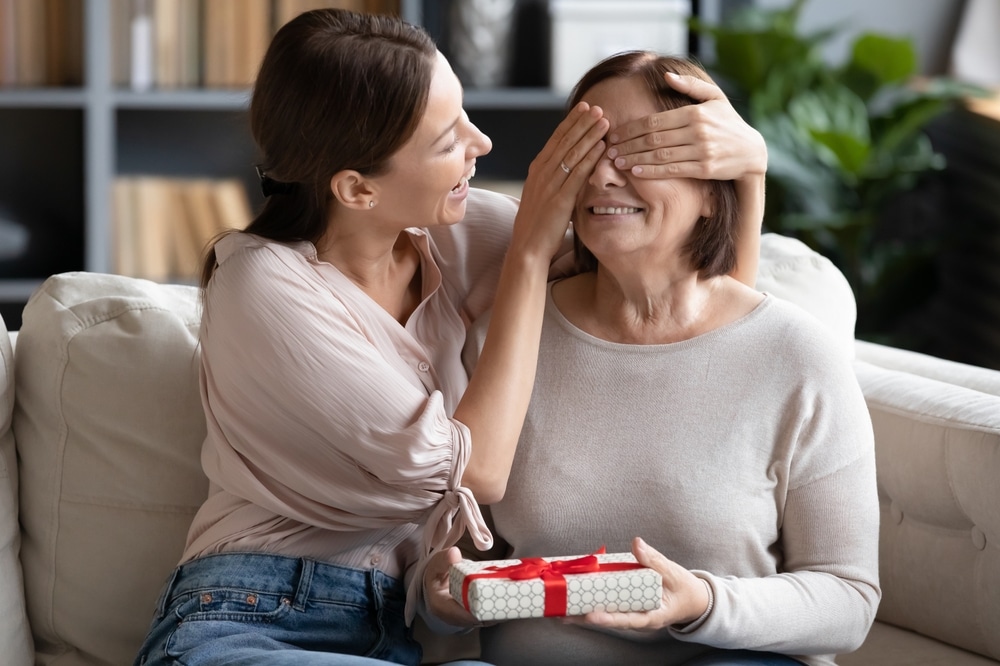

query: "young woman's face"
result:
(573, 76), (712, 270)
(376, 51), (492, 228)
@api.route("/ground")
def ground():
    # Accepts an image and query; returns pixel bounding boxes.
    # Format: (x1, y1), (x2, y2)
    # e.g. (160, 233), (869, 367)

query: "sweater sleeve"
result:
(670, 345), (881, 656)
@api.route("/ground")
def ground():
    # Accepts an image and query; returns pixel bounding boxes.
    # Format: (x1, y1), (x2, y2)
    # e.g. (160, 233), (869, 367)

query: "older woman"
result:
(427, 53), (880, 666)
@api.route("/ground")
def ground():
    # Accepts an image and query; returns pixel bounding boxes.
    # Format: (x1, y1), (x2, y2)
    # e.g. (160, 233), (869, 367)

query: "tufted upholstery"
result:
(847, 357), (1000, 663)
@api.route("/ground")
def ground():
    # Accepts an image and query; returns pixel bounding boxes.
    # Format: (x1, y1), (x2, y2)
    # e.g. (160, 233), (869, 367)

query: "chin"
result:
(437, 199), (468, 226)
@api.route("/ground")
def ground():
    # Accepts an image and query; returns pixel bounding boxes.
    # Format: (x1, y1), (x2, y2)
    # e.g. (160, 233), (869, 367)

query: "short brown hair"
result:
(567, 52), (740, 279)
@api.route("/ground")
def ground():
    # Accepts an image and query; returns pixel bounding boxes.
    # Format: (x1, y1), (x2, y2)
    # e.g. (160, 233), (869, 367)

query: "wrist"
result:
(673, 576), (714, 631)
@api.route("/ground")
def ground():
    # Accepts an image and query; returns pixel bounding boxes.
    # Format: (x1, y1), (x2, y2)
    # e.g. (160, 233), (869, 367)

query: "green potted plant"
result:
(692, 0), (984, 342)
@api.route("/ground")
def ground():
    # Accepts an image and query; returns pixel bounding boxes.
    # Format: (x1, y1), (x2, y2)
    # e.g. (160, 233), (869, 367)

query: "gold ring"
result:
(560, 161), (571, 174)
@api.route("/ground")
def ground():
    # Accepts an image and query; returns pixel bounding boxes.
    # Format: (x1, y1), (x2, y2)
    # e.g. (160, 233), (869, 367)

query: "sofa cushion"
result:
(755, 233), (857, 358)
(0, 318), (33, 665)
(853, 359), (1000, 662)
(840, 621), (1000, 665)
(13, 273), (207, 666)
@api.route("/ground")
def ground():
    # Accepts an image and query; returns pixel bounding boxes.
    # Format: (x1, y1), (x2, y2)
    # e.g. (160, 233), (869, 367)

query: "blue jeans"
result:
(133, 552), (488, 666)
(683, 649), (803, 665)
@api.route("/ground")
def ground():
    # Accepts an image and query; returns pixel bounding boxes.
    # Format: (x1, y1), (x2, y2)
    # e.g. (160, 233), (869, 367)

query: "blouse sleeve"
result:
(199, 237), (489, 552)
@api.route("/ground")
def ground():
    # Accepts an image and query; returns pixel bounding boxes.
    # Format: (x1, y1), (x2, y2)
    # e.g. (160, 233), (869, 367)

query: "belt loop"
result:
(369, 568), (385, 612)
(292, 558), (314, 611)
(154, 566), (182, 619)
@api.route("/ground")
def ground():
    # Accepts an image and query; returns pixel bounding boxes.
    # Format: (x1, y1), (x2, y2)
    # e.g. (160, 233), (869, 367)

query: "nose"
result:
(467, 119), (493, 158)
(589, 153), (627, 188)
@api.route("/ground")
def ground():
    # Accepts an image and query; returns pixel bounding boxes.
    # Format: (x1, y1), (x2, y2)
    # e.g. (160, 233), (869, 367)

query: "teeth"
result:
(592, 206), (640, 215)
(452, 166), (476, 193)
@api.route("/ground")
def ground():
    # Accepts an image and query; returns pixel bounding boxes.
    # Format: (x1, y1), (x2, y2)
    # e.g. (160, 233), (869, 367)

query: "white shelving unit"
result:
(0, 0), (591, 329)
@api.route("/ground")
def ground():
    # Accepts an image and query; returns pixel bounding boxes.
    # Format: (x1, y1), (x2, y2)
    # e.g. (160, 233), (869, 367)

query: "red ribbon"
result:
(461, 547), (644, 617)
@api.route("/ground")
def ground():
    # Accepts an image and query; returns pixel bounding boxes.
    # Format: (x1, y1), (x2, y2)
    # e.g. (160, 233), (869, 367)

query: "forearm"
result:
(674, 456), (881, 654)
(731, 172), (765, 287)
(453, 250), (551, 504)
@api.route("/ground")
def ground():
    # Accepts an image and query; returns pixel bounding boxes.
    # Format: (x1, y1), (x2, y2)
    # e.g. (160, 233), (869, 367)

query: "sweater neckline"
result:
(544, 281), (774, 352)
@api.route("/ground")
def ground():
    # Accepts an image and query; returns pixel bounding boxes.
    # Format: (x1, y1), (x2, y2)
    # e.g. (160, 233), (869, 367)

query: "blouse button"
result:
(417, 362), (430, 372)
(370, 555), (381, 566)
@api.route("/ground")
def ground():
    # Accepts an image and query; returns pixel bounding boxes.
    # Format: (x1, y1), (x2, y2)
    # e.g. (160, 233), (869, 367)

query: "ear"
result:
(699, 184), (716, 219)
(330, 170), (378, 210)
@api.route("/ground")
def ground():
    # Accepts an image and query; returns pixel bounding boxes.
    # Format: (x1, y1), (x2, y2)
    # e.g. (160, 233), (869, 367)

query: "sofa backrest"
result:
(855, 359), (1000, 661)
(0, 314), (33, 665)
(13, 272), (208, 666)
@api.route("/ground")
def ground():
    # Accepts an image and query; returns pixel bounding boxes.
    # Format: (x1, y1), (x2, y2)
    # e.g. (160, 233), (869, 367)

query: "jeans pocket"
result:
(164, 589), (293, 658)
(163, 587), (388, 661)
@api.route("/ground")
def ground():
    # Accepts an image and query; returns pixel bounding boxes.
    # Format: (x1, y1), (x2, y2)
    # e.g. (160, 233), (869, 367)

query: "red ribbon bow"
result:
(461, 547), (643, 617)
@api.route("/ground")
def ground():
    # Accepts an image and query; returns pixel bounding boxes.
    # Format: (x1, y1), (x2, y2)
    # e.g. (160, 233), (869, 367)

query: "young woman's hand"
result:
(511, 101), (609, 263)
(423, 547), (481, 628)
(568, 537), (712, 631)
(607, 73), (767, 183)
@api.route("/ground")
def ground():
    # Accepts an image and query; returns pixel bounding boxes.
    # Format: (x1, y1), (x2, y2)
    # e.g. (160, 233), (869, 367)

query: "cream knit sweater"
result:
(476, 290), (880, 666)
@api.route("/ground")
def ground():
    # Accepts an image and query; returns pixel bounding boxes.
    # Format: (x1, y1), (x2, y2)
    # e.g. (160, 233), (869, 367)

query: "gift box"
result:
(449, 550), (662, 622)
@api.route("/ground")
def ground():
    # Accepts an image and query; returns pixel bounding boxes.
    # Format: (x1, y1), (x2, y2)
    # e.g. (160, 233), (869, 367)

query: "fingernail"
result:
(607, 148), (618, 159)
(666, 72), (680, 80)
(608, 133), (619, 143)
(636, 537), (648, 550)
(614, 157), (626, 169)
(632, 166), (643, 175)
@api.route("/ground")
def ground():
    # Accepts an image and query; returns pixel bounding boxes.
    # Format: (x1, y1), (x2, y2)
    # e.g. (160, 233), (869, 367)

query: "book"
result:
(110, 0), (131, 86)
(154, 0), (181, 87)
(176, 178), (220, 279)
(130, 0), (154, 91)
(178, 0), (200, 87)
(131, 175), (175, 282)
(46, 0), (83, 86)
(0, 0), (16, 85)
(203, 0), (237, 87)
(14, 0), (47, 86)
(113, 176), (254, 281)
(233, 0), (271, 87)
(112, 178), (138, 277)
(212, 178), (253, 232)
(274, 1), (367, 30)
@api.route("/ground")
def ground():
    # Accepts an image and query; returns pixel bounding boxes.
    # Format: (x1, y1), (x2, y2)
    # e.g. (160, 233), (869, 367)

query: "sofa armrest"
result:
(854, 353), (1000, 662)
(855, 339), (1000, 397)
(0, 320), (33, 665)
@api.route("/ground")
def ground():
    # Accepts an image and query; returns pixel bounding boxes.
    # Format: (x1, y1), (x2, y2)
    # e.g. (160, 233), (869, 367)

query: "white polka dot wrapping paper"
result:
(448, 550), (662, 621)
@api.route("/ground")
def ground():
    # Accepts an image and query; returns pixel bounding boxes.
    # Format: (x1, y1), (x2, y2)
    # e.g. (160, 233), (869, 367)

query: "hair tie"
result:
(255, 165), (296, 197)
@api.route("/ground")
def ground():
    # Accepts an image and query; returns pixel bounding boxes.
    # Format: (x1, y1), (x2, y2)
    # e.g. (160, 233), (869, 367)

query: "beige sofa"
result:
(0, 233), (998, 666)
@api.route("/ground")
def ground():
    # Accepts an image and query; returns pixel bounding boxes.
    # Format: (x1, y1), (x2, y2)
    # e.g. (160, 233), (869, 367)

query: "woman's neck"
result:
(553, 264), (757, 345)
(317, 225), (423, 325)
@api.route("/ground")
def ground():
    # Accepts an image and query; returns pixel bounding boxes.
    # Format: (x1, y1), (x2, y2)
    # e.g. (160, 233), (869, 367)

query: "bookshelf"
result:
(0, 0), (686, 329)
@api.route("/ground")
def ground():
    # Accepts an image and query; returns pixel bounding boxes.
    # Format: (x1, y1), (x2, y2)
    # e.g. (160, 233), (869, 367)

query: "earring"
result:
(369, 200), (376, 208)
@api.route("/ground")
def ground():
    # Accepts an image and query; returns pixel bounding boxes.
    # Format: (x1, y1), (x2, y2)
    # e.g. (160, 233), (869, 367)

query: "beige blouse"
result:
(181, 188), (521, 614)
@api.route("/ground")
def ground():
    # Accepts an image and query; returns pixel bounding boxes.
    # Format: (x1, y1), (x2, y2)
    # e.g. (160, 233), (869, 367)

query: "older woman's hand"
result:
(607, 73), (767, 182)
(571, 537), (712, 631)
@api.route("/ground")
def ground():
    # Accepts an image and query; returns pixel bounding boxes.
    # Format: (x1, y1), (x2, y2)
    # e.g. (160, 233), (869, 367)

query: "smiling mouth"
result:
(589, 206), (642, 215)
(452, 165), (476, 193)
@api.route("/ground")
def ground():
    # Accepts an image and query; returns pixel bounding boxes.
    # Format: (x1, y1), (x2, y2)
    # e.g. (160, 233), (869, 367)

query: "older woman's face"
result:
(574, 76), (713, 270)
